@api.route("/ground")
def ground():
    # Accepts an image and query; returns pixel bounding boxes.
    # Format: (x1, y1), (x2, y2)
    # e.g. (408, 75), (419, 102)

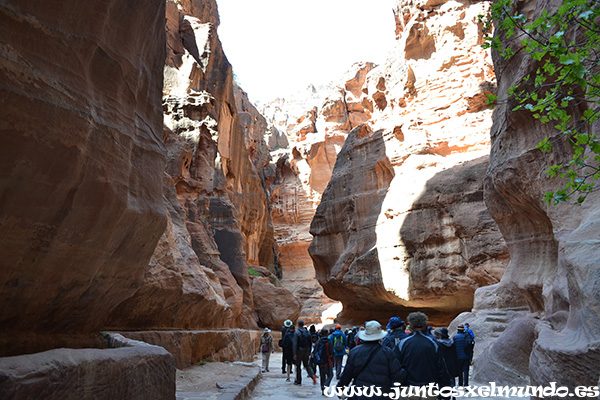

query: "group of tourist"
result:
(260, 312), (475, 397)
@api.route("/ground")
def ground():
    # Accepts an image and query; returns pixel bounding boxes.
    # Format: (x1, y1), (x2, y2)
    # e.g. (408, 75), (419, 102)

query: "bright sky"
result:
(216, 0), (397, 103)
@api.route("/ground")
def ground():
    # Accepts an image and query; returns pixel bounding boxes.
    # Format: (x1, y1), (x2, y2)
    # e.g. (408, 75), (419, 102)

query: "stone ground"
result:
(176, 359), (261, 400)
(176, 351), (335, 400)
(177, 351), (519, 400)
(248, 352), (334, 399)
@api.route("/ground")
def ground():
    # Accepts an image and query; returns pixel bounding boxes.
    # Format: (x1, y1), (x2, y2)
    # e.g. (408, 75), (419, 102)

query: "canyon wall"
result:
(0, 0), (167, 354)
(107, 0), (300, 331)
(0, 0), (301, 363)
(307, 0), (508, 325)
(459, 0), (600, 388)
(259, 65), (385, 323)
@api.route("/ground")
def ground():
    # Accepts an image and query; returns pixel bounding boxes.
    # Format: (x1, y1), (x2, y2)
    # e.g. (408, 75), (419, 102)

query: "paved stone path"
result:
(249, 352), (337, 399)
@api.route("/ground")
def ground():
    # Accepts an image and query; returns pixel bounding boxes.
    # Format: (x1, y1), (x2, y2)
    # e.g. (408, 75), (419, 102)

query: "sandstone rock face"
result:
(307, 0), (507, 324)
(0, 334), (175, 400)
(108, 0), (301, 331)
(0, 0), (167, 350)
(119, 329), (262, 369)
(470, 0), (600, 388)
(259, 64), (384, 324)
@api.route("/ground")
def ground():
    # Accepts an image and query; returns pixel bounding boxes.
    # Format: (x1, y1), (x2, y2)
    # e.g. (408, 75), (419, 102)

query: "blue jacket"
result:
(394, 331), (450, 386)
(381, 329), (408, 349)
(329, 330), (348, 356)
(453, 332), (471, 360)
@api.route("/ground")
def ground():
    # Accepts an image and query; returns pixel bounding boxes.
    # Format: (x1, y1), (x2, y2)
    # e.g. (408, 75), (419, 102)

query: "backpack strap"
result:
(354, 345), (382, 380)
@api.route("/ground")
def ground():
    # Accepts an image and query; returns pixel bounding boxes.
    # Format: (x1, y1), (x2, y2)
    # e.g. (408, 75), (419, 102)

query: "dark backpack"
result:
(297, 328), (311, 349)
(347, 331), (356, 349)
(313, 339), (330, 365)
(464, 334), (475, 354)
(282, 331), (294, 348)
(333, 334), (344, 353)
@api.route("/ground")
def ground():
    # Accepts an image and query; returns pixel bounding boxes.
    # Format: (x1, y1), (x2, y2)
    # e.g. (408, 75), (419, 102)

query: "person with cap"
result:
(260, 327), (275, 373)
(329, 323), (348, 380)
(337, 320), (406, 400)
(464, 323), (475, 338)
(433, 327), (460, 386)
(281, 319), (293, 374)
(381, 316), (408, 350)
(453, 324), (472, 386)
(293, 319), (318, 385)
(282, 323), (296, 381)
(394, 312), (450, 391)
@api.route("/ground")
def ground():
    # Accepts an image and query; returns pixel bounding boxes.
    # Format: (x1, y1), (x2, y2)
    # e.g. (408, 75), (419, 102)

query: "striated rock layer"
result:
(467, 0), (600, 389)
(307, 0), (508, 324)
(107, 0), (301, 331)
(0, 0), (167, 354)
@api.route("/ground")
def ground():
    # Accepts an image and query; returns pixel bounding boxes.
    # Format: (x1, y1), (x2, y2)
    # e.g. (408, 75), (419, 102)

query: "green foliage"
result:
(482, 0), (600, 205)
(248, 267), (261, 277)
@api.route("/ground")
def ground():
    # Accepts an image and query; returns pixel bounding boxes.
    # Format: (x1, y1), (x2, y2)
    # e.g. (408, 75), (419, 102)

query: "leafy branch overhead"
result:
(481, 0), (600, 205)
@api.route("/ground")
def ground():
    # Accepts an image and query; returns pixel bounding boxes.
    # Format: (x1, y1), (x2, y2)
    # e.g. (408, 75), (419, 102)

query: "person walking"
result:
(394, 312), (450, 393)
(434, 328), (460, 386)
(337, 320), (406, 400)
(329, 323), (348, 379)
(293, 319), (317, 385)
(313, 329), (334, 394)
(381, 316), (408, 349)
(281, 323), (295, 382)
(281, 319), (292, 373)
(453, 324), (472, 386)
(260, 328), (275, 373)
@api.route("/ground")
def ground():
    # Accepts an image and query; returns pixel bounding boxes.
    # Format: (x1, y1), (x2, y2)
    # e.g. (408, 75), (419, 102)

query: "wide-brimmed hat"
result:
(457, 324), (465, 331)
(435, 328), (449, 339)
(386, 317), (405, 330)
(264, 327), (271, 333)
(358, 321), (388, 342)
(284, 319), (292, 328)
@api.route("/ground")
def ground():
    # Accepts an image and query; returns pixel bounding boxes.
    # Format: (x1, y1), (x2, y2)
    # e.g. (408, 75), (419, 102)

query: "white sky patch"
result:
(216, 0), (397, 102)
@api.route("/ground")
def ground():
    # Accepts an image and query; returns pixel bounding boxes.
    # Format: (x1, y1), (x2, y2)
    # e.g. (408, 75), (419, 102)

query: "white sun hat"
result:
(358, 321), (388, 342)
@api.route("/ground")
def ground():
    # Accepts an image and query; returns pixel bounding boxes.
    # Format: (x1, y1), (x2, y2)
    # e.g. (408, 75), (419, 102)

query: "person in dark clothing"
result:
(314, 329), (334, 394)
(434, 328), (460, 386)
(381, 316), (408, 349)
(293, 319), (317, 385)
(394, 312), (450, 388)
(281, 319), (292, 374)
(347, 327), (358, 350)
(282, 324), (295, 382)
(309, 328), (319, 377)
(452, 324), (471, 386)
(337, 321), (406, 400)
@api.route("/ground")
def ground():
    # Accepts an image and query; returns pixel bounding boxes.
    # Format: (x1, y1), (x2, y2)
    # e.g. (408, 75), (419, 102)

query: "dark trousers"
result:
(457, 358), (470, 386)
(295, 349), (315, 384)
(318, 364), (333, 391)
(334, 355), (344, 378)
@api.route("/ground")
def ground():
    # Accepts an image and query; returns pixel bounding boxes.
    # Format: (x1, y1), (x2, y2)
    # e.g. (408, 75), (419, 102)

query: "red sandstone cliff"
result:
(0, 0), (167, 354)
(453, 0), (600, 388)
(108, 0), (301, 330)
(305, 0), (508, 324)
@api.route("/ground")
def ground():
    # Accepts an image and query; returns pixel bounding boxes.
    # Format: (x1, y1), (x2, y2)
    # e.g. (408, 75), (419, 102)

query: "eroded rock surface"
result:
(469, 0), (600, 388)
(307, 0), (507, 324)
(108, 0), (300, 331)
(0, 0), (167, 353)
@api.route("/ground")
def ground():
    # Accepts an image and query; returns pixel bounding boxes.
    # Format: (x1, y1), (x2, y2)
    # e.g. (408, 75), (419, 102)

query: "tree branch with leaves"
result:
(481, 0), (600, 205)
